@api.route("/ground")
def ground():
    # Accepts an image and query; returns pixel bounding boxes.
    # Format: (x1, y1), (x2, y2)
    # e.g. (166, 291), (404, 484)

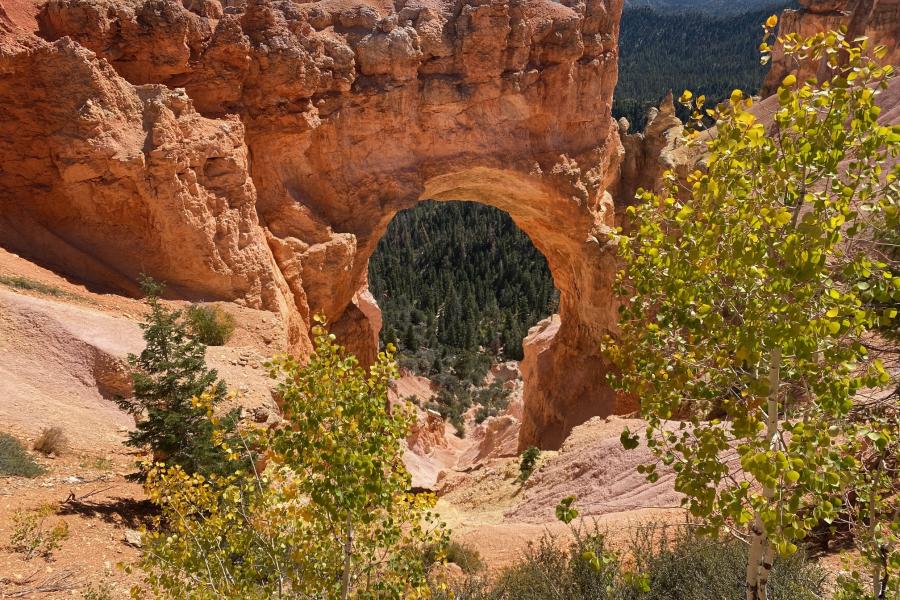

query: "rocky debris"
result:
(123, 529), (143, 548)
(457, 413), (521, 469)
(389, 372), (437, 405)
(230, 350), (262, 368)
(246, 404), (283, 428)
(2, 0), (635, 449)
(407, 409), (449, 457)
(490, 361), (521, 384)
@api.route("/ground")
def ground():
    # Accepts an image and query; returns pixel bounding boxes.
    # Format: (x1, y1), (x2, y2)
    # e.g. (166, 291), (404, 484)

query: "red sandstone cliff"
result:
(0, 0), (632, 448)
(7, 0), (892, 450)
(762, 0), (900, 95)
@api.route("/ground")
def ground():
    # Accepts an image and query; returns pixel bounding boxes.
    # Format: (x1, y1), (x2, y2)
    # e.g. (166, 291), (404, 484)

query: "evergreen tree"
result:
(116, 277), (239, 479)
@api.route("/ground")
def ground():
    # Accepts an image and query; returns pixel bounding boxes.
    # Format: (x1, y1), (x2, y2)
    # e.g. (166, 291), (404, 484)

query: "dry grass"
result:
(33, 427), (68, 456)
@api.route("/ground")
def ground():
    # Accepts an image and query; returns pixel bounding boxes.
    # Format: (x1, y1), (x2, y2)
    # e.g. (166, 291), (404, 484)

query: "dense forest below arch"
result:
(370, 201), (558, 371)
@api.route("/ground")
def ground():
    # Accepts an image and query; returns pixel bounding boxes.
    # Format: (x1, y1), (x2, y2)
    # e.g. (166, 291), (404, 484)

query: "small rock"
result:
(124, 529), (143, 548)
(65, 476), (83, 484)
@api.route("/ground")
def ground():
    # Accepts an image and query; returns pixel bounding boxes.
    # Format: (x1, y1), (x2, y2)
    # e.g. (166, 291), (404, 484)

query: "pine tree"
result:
(116, 277), (239, 479)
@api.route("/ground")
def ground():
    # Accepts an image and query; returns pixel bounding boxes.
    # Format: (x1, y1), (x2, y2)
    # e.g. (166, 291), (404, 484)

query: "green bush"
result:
(0, 432), (45, 478)
(474, 382), (511, 424)
(116, 278), (240, 480)
(438, 524), (825, 600)
(518, 446), (540, 482)
(618, 524), (825, 600)
(426, 541), (485, 575)
(184, 304), (235, 346)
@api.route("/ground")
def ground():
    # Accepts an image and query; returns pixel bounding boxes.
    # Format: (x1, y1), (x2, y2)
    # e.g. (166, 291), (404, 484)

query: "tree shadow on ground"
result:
(58, 495), (157, 529)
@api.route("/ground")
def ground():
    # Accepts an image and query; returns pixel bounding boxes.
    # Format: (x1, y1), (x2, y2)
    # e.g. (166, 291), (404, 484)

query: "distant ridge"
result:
(623, 0), (798, 16)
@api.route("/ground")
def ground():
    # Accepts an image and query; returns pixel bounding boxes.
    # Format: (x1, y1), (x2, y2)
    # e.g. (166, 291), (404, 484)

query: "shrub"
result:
(81, 457), (113, 471)
(499, 529), (618, 600)
(32, 426), (67, 456)
(0, 275), (68, 298)
(618, 524), (825, 600)
(518, 446), (540, 482)
(473, 382), (511, 424)
(184, 304), (235, 346)
(8, 504), (69, 560)
(82, 582), (114, 600)
(0, 432), (45, 477)
(427, 540), (485, 574)
(439, 524), (824, 600)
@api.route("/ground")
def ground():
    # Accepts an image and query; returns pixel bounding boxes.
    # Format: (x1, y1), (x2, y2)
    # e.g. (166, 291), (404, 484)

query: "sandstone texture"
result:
(1, 0), (635, 449)
(762, 0), (900, 95)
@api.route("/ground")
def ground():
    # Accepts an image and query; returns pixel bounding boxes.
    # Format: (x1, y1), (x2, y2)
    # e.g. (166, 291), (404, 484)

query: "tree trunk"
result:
(747, 348), (781, 600)
(746, 518), (767, 600)
(870, 456), (883, 599)
(341, 517), (353, 600)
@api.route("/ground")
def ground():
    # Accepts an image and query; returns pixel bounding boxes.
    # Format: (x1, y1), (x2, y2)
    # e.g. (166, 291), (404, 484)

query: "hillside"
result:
(370, 201), (558, 368)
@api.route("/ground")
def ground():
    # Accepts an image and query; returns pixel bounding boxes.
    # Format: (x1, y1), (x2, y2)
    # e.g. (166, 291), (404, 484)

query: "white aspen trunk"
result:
(870, 456), (883, 600)
(748, 348), (781, 600)
(341, 517), (353, 600)
(758, 544), (776, 600)
(746, 518), (766, 600)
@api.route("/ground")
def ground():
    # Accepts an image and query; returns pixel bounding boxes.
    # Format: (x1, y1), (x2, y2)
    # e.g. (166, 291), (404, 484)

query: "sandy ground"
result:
(0, 451), (146, 600)
(0, 247), (840, 596)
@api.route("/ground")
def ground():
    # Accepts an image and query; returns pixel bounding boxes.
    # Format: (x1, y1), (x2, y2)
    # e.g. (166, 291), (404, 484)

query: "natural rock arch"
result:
(0, 0), (657, 448)
(363, 167), (633, 450)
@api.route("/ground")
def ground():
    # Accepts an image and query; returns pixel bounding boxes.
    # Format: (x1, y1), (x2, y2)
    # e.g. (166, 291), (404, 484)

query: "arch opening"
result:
(369, 199), (560, 434)
(323, 167), (635, 450)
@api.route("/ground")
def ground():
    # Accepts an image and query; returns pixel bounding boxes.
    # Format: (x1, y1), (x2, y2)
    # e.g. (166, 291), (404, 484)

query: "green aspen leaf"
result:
(556, 496), (579, 524)
(620, 428), (640, 450)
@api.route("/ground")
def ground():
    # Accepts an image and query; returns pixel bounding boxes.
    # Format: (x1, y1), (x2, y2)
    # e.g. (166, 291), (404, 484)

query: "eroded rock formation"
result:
(762, 0), (900, 95)
(1, 0), (634, 449)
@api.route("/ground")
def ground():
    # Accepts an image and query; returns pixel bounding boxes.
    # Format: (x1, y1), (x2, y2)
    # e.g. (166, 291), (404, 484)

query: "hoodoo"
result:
(0, 0), (651, 449)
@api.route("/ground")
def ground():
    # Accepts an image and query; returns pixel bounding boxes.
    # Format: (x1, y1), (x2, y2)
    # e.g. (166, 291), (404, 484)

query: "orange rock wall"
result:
(1, 0), (632, 448)
(762, 0), (900, 95)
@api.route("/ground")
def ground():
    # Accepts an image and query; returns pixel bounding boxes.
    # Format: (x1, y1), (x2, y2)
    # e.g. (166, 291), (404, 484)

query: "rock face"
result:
(762, 0), (900, 95)
(1, 0), (633, 448)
